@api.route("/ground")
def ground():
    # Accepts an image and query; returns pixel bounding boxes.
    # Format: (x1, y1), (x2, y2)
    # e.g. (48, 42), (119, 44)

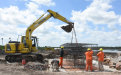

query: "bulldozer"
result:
(45, 46), (54, 51)
(5, 9), (74, 62)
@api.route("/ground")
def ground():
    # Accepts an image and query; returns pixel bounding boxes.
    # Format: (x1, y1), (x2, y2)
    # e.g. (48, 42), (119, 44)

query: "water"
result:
(93, 49), (121, 53)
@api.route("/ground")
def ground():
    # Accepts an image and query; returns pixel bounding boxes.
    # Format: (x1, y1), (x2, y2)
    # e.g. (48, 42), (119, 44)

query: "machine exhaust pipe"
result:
(61, 23), (74, 33)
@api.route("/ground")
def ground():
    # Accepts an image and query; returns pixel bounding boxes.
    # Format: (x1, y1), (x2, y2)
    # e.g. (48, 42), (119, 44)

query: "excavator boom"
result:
(25, 9), (74, 50)
(5, 9), (74, 62)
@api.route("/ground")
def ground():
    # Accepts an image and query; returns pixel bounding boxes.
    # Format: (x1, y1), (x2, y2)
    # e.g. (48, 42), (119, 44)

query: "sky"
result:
(0, 0), (121, 47)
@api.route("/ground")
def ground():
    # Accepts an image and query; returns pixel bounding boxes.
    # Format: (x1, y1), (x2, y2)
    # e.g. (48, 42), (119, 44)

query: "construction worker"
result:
(85, 48), (93, 71)
(59, 46), (64, 68)
(59, 46), (67, 68)
(97, 48), (104, 71)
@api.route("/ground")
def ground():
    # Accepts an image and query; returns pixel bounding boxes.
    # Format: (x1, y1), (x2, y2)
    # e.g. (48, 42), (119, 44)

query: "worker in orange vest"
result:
(85, 48), (93, 71)
(59, 46), (67, 68)
(97, 48), (104, 71)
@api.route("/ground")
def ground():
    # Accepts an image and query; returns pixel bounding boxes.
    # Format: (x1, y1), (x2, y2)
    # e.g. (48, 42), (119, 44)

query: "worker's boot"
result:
(60, 67), (64, 69)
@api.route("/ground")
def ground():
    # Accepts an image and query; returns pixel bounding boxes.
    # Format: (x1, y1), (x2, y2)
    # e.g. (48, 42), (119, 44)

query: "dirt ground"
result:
(0, 63), (119, 75)
(0, 50), (121, 75)
(0, 63), (121, 75)
(0, 57), (120, 75)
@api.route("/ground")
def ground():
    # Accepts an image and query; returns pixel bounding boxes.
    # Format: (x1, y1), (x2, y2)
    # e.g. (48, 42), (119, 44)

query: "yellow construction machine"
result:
(5, 9), (74, 62)
(45, 46), (54, 51)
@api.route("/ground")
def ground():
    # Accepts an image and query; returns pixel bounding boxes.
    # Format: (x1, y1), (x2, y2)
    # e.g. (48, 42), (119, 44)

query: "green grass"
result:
(0, 45), (121, 51)
(38, 46), (60, 51)
(0, 45), (5, 50)
(0, 45), (59, 51)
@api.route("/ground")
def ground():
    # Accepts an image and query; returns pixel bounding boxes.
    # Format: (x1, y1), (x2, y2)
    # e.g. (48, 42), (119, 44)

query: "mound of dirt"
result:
(0, 49), (7, 55)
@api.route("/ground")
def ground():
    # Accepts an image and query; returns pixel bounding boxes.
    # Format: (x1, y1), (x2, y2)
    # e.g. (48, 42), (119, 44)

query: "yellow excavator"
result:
(45, 46), (54, 51)
(5, 9), (74, 62)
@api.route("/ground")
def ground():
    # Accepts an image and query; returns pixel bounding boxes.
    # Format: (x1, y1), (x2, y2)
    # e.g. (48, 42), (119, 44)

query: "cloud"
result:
(108, 22), (118, 31)
(33, 31), (72, 46)
(30, 0), (56, 6)
(71, 0), (119, 32)
(0, 0), (121, 47)
(70, 0), (121, 46)
(71, 0), (118, 25)
(0, 2), (45, 25)
(23, 0), (28, 1)
(0, 1), (46, 45)
(33, 21), (55, 35)
(118, 16), (121, 26)
(0, 0), (59, 47)
(83, 29), (121, 46)
(26, 2), (39, 11)
(54, 24), (68, 32)
(0, 23), (27, 45)
(0, 23), (26, 35)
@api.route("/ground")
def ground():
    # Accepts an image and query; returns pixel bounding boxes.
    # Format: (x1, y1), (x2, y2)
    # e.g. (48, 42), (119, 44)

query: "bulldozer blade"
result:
(61, 23), (74, 33)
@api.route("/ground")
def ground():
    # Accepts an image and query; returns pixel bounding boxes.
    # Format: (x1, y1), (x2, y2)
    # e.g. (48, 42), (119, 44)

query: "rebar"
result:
(61, 43), (98, 68)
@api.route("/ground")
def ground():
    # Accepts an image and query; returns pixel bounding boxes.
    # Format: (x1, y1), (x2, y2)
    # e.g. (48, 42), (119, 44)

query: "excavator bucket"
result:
(61, 23), (74, 33)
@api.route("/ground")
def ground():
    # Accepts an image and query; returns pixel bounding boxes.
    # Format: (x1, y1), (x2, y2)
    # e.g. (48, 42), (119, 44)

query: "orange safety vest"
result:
(97, 51), (104, 61)
(85, 50), (93, 61)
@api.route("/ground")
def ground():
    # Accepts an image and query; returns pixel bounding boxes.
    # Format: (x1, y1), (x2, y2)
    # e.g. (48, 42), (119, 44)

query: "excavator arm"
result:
(48, 10), (74, 32)
(5, 9), (74, 62)
(25, 9), (74, 49)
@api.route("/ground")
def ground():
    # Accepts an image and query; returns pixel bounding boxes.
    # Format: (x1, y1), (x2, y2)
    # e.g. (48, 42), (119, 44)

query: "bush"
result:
(0, 45), (5, 50)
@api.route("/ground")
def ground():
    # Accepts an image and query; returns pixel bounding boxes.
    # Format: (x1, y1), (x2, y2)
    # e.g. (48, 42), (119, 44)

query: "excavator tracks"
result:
(5, 54), (43, 62)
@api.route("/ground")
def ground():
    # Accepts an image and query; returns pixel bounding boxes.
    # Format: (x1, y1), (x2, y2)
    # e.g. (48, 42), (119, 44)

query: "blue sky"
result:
(0, 0), (121, 47)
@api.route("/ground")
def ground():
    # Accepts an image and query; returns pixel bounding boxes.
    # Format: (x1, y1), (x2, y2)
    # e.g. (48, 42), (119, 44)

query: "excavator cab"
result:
(22, 36), (38, 50)
(31, 37), (38, 49)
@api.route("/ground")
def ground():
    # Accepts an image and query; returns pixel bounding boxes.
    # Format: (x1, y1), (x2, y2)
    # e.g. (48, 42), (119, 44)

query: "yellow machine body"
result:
(4, 9), (74, 62)
(45, 46), (54, 51)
